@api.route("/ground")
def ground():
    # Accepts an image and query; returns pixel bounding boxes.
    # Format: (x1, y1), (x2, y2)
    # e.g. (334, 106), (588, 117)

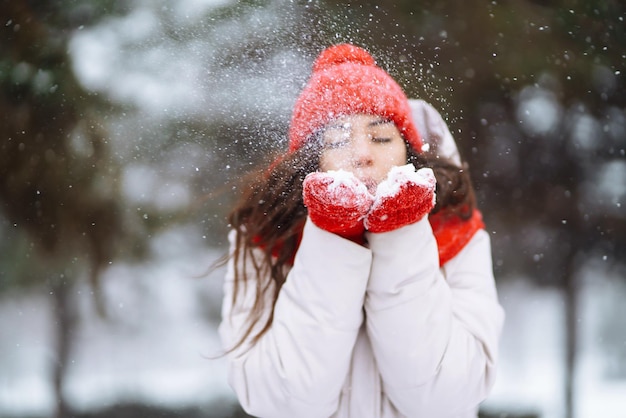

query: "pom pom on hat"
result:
(288, 44), (422, 153)
(312, 43), (376, 72)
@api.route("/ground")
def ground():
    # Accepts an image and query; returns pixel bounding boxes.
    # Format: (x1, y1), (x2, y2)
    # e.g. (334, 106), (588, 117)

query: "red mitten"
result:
(364, 164), (436, 233)
(303, 170), (374, 243)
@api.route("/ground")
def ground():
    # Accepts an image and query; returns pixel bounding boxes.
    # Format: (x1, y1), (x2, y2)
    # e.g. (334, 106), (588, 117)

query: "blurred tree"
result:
(0, 0), (313, 416)
(0, 1), (138, 417)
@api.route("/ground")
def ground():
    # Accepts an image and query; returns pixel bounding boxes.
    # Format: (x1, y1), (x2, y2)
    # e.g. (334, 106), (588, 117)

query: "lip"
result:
(360, 177), (378, 194)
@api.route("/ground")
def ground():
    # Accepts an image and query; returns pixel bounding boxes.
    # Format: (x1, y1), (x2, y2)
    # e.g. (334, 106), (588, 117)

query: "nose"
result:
(351, 133), (374, 168)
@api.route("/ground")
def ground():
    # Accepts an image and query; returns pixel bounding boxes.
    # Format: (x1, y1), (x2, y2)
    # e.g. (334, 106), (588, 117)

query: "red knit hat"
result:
(288, 44), (422, 153)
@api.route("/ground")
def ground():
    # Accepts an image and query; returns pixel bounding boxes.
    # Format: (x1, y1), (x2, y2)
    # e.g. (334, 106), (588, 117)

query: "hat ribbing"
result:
(288, 44), (422, 153)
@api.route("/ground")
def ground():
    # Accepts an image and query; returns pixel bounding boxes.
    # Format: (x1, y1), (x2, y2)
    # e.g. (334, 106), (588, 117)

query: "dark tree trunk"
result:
(51, 278), (77, 418)
(563, 252), (578, 418)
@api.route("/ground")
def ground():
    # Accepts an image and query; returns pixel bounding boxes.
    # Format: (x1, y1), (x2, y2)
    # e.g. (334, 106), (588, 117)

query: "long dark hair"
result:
(225, 138), (476, 351)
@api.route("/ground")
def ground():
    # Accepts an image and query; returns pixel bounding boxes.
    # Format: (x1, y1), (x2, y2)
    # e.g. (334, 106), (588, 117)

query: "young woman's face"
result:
(319, 114), (408, 192)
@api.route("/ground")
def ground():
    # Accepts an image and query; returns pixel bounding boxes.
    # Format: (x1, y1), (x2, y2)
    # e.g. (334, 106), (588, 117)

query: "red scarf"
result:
(428, 208), (484, 266)
(256, 209), (484, 268)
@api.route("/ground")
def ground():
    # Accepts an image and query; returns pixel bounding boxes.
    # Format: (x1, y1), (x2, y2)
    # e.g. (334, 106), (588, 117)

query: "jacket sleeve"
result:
(219, 219), (372, 418)
(364, 218), (505, 416)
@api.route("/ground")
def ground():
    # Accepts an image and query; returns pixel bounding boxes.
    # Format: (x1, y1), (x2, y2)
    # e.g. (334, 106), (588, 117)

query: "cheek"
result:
(384, 144), (408, 167)
(396, 146), (409, 165)
(320, 150), (349, 171)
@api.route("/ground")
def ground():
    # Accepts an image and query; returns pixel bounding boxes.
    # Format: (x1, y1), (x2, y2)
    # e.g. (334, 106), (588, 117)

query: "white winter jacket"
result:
(219, 100), (504, 417)
(219, 217), (504, 418)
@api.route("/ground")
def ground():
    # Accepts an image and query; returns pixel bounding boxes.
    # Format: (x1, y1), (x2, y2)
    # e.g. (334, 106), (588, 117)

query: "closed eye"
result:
(325, 141), (348, 149)
(372, 137), (391, 143)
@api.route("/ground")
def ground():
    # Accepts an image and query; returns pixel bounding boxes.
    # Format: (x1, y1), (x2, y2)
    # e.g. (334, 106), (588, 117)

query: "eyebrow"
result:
(368, 118), (393, 127)
(325, 117), (392, 130)
(325, 122), (349, 130)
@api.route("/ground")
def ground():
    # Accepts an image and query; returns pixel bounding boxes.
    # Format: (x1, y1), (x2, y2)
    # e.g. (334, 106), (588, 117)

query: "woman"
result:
(218, 43), (504, 418)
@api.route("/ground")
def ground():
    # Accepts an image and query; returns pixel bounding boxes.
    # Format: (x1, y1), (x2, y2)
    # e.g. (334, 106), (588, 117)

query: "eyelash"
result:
(325, 136), (392, 149)
(325, 136), (391, 148)
(325, 140), (349, 149)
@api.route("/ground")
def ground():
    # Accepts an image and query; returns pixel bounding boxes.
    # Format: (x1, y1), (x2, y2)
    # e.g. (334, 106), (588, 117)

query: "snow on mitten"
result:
(303, 170), (374, 243)
(364, 164), (436, 233)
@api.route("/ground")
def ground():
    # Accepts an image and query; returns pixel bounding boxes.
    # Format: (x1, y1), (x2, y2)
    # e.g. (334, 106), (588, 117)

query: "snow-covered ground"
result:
(1, 226), (625, 417)
(0, 226), (233, 416)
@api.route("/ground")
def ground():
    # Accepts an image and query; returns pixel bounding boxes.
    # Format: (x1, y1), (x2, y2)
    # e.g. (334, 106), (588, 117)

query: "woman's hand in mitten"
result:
(303, 170), (374, 243)
(364, 164), (436, 233)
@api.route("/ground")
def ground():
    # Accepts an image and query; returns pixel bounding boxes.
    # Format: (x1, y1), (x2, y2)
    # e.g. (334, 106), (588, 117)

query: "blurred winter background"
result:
(1, 1), (624, 417)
